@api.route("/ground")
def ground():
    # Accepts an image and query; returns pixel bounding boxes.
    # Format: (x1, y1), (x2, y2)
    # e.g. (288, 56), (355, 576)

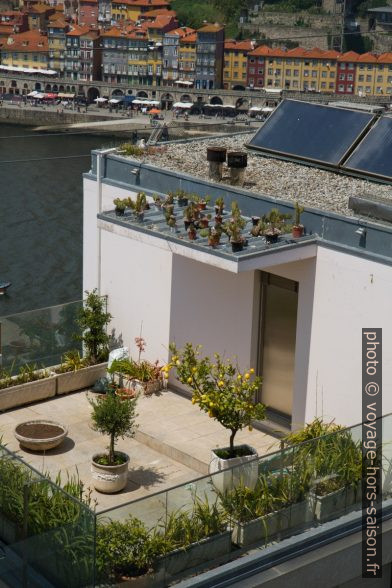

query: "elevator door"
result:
(259, 273), (298, 420)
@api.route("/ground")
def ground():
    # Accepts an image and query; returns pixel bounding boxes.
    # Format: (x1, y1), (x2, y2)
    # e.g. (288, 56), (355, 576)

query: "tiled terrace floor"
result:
(0, 390), (279, 511)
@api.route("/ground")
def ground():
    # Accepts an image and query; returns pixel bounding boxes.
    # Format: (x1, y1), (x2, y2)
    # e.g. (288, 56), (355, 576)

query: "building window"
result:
(338, 84), (344, 91)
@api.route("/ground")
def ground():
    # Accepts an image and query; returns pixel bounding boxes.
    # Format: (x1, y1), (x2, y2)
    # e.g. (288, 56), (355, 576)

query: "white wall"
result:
(99, 227), (173, 365)
(169, 254), (256, 371)
(305, 247), (392, 427)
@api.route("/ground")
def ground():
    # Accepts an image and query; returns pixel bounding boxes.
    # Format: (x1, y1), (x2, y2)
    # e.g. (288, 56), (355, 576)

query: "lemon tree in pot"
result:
(169, 343), (266, 491)
(89, 392), (137, 493)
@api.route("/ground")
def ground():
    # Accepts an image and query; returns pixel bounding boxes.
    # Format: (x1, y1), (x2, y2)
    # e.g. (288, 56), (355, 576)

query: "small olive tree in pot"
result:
(89, 393), (137, 493)
(169, 343), (266, 490)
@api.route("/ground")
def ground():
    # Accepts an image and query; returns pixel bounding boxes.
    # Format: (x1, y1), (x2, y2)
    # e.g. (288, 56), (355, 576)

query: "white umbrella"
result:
(94, 97), (108, 103)
(27, 91), (38, 97)
(222, 104), (236, 109)
(262, 107), (274, 113)
(109, 98), (122, 104)
(173, 102), (193, 109)
(249, 106), (262, 112)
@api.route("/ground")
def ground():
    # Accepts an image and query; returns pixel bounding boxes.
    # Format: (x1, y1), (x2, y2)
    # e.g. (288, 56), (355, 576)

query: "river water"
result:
(0, 124), (120, 316)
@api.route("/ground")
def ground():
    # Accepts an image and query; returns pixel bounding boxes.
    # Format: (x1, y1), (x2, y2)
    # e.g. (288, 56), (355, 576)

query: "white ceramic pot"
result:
(209, 444), (258, 493)
(91, 452), (129, 493)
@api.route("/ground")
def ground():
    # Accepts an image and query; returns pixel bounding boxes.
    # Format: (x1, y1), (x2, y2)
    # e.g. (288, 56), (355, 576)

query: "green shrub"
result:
(76, 289), (112, 364)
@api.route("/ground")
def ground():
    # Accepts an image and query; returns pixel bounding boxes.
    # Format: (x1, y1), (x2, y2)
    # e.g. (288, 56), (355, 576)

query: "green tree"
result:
(89, 393), (138, 465)
(76, 289), (112, 364)
(169, 343), (266, 456)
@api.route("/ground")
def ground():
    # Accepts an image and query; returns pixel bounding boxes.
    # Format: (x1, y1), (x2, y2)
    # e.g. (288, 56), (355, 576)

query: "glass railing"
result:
(0, 446), (95, 588)
(1, 414), (391, 586)
(96, 413), (392, 586)
(0, 300), (83, 373)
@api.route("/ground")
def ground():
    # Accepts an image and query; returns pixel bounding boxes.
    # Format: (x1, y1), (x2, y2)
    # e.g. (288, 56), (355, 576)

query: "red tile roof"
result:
(3, 29), (48, 51)
(225, 40), (255, 51)
(358, 51), (378, 63)
(377, 52), (392, 63)
(337, 51), (360, 62)
(179, 31), (196, 44)
(197, 23), (224, 33)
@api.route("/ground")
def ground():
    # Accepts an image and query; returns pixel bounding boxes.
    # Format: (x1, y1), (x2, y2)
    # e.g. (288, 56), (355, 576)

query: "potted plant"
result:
(114, 198), (127, 217)
(175, 189), (189, 207)
(127, 192), (148, 222)
(223, 201), (247, 252)
(110, 337), (164, 397)
(89, 392), (137, 493)
(188, 223), (197, 241)
(152, 194), (162, 209)
(264, 208), (292, 244)
(220, 470), (311, 548)
(0, 363), (56, 412)
(169, 343), (266, 491)
(96, 516), (165, 586)
(75, 289), (112, 366)
(214, 197), (224, 215)
(208, 227), (222, 247)
(284, 418), (362, 523)
(292, 201), (305, 238)
(157, 497), (231, 576)
(54, 349), (107, 395)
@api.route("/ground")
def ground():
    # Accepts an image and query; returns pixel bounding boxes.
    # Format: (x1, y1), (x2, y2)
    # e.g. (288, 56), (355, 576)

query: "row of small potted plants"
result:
(113, 191), (306, 252)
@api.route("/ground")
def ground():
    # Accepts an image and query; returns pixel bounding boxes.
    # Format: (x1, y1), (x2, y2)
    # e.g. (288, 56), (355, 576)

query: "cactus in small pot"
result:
(292, 201), (305, 238)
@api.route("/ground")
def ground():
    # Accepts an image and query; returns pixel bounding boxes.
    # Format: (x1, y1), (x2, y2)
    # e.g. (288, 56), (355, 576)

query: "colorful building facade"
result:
(223, 39), (254, 90)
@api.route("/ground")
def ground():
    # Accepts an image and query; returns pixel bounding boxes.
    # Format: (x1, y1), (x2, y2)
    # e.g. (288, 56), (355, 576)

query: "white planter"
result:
(55, 362), (108, 395)
(91, 452), (129, 493)
(159, 530), (232, 577)
(231, 500), (309, 547)
(0, 374), (56, 411)
(209, 444), (258, 493)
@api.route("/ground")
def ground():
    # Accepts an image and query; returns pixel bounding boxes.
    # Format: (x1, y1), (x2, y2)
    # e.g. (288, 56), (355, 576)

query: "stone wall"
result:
(0, 108), (111, 127)
(241, 10), (341, 50)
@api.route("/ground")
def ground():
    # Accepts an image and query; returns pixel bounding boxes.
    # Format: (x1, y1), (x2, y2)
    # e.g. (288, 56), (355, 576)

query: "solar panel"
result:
(344, 116), (392, 181)
(248, 100), (374, 166)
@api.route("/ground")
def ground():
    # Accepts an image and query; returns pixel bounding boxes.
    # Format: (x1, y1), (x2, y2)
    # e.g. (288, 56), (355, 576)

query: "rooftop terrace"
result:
(125, 133), (392, 217)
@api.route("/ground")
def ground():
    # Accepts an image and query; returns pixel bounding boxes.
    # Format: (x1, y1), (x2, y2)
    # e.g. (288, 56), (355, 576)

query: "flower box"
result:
(54, 362), (108, 395)
(0, 374), (57, 411)
(310, 483), (361, 523)
(231, 500), (309, 548)
(158, 530), (232, 577)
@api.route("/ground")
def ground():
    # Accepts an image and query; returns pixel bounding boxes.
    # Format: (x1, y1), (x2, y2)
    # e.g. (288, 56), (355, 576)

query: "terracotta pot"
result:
(198, 201), (207, 211)
(115, 388), (137, 401)
(208, 236), (220, 247)
(292, 225), (304, 238)
(188, 229), (197, 240)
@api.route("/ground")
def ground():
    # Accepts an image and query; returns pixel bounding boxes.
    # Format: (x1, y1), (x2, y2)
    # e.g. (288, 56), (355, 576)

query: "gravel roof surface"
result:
(129, 134), (392, 217)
